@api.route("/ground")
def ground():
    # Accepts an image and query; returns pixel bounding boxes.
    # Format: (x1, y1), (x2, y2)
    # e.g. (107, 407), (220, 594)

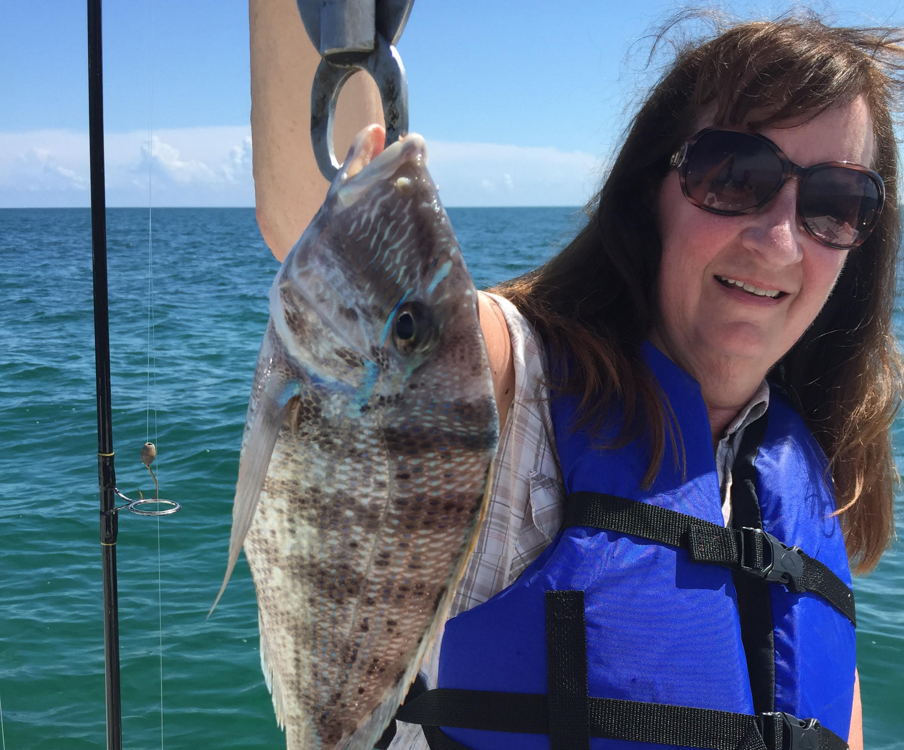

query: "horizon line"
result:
(0, 204), (587, 210)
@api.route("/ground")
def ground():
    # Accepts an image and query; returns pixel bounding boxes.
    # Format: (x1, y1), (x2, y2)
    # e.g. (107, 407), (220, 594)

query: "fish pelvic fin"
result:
(209, 371), (297, 617)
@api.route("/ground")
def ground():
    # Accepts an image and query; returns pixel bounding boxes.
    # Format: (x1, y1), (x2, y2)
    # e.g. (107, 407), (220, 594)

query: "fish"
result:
(214, 124), (499, 750)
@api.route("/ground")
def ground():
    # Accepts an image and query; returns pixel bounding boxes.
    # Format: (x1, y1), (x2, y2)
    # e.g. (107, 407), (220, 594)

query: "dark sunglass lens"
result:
(684, 131), (783, 213)
(799, 168), (882, 248)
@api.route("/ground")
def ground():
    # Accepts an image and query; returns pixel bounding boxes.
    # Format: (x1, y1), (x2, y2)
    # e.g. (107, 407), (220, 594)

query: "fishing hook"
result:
(112, 442), (181, 517)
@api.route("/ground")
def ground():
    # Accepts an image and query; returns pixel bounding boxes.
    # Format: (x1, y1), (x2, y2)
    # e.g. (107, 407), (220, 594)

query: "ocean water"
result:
(0, 207), (900, 749)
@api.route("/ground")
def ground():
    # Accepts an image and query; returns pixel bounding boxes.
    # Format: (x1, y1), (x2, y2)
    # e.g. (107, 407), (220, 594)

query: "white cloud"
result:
(0, 128), (602, 209)
(226, 136), (253, 182)
(0, 131), (90, 206)
(11, 148), (90, 193)
(426, 140), (603, 208)
(138, 135), (217, 184)
(0, 126), (255, 207)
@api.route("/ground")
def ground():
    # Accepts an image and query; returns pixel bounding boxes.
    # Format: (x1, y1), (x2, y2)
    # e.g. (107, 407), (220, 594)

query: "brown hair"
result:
(494, 13), (904, 573)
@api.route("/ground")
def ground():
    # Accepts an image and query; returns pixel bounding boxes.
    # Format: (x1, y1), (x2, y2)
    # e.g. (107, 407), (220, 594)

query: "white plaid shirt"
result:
(388, 294), (769, 750)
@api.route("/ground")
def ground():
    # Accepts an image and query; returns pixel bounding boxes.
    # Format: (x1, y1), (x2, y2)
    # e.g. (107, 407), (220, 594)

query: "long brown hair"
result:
(495, 13), (904, 573)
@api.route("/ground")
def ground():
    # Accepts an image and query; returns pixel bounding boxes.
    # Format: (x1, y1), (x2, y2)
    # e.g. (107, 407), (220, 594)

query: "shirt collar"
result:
(722, 380), (770, 439)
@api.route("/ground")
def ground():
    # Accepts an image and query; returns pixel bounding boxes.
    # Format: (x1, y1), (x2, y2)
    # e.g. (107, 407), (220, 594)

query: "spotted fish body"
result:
(216, 128), (499, 750)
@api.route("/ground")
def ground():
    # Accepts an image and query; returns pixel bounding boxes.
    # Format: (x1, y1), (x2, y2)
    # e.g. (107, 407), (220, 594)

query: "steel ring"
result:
(127, 498), (182, 516)
(310, 33), (408, 180)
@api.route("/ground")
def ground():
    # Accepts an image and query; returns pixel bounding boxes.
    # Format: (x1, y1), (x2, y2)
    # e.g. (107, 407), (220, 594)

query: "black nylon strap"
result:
(798, 563), (856, 623)
(729, 410), (769, 532)
(587, 695), (766, 749)
(545, 591), (591, 750)
(397, 688), (849, 750)
(375, 674), (428, 749)
(759, 712), (784, 750)
(397, 688), (549, 734)
(421, 725), (473, 750)
(820, 725), (850, 750)
(739, 722), (773, 750)
(729, 412), (776, 715)
(563, 493), (856, 625)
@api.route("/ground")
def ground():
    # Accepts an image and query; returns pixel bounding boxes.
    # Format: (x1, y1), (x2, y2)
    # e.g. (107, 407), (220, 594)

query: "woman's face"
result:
(652, 96), (875, 387)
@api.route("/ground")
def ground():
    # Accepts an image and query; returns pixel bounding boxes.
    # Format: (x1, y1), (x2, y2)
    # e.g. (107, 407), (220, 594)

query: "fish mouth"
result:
(332, 125), (428, 209)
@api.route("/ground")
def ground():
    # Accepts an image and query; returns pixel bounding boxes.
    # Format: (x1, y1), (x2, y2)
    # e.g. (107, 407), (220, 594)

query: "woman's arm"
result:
(477, 292), (516, 432)
(250, 0), (384, 261)
(849, 670), (863, 750)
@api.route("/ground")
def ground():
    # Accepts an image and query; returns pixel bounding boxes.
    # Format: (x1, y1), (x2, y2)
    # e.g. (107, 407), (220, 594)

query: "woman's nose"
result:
(740, 180), (804, 265)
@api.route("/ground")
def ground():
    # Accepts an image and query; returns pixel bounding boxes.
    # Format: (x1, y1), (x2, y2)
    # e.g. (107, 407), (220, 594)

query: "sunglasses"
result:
(670, 128), (885, 250)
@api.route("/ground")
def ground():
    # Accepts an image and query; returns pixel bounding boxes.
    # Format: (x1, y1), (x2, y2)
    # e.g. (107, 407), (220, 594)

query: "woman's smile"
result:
(713, 275), (785, 300)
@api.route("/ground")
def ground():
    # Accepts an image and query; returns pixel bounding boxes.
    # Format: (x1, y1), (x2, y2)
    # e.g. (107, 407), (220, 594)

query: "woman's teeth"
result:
(716, 275), (782, 298)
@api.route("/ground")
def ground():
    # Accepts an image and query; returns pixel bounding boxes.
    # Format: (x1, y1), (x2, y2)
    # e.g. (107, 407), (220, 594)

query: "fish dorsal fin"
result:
(209, 376), (293, 615)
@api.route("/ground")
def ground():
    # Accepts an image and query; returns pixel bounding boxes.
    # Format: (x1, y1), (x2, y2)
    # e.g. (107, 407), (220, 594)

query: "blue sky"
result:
(3, 0), (903, 207)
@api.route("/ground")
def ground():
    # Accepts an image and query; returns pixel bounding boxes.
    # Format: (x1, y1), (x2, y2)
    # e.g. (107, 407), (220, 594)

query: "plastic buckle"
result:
(739, 528), (805, 593)
(760, 712), (821, 750)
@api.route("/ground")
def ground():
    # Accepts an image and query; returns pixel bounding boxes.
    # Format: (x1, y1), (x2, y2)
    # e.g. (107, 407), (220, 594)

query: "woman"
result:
(254, 11), (903, 750)
(382, 16), (904, 750)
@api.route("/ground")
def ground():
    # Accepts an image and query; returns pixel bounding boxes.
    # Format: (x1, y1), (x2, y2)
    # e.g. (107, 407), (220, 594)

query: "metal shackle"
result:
(309, 35), (408, 180)
(320, 0), (376, 63)
(296, 0), (415, 180)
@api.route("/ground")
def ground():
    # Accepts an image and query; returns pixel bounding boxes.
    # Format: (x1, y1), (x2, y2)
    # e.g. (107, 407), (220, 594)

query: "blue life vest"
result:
(397, 342), (856, 750)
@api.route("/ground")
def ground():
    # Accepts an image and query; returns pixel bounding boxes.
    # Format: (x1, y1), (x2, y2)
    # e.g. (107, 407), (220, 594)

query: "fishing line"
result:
(0, 689), (6, 750)
(89, 1), (180, 745)
(144, 0), (166, 746)
(145, 0), (157, 452)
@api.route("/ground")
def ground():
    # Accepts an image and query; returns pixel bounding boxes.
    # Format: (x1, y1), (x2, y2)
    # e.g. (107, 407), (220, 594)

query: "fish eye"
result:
(391, 301), (435, 355)
(395, 312), (415, 341)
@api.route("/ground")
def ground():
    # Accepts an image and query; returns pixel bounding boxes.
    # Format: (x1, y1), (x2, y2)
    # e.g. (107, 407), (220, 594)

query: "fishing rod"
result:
(87, 1), (181, 747)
